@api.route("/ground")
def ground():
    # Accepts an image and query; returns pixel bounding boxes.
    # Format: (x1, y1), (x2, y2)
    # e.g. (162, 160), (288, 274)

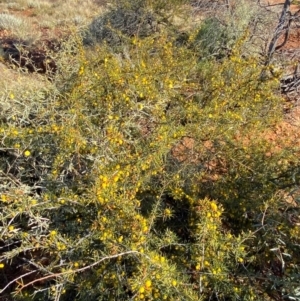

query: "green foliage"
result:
(111, 0), (189, 12)
(83, 7), (158, 46)
(194, 17), (230, 59)
(0, 13), (26, 31)
(1, 1), (300, 301)
(83, 0), (189, 47)
(0, 13), (37, 41)
(193, 0), (261, 60)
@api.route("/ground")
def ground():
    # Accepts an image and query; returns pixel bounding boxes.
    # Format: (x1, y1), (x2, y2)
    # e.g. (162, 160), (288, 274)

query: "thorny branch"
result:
(0, 250), (141, 295)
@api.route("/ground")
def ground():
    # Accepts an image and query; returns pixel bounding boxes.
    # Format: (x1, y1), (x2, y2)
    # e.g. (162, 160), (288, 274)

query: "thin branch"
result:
(14, 250), (140, 294)
(261, 204), (269, 228)
(266, 0), (291, 64)
(0, 270), (37, 294)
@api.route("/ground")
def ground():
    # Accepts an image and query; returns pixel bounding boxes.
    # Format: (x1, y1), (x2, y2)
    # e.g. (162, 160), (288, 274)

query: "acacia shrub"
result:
(0, 6), (300, 301)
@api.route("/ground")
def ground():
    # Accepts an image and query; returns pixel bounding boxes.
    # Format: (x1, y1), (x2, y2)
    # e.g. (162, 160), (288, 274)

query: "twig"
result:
(14, 250), (140, 294)
(0, 270), (37, 294)
(261, 204), (268, 228)
(261, 0), (291, 79)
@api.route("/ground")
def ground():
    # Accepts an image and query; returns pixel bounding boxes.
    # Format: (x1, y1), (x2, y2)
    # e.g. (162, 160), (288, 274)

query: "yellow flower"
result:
(0, 263), (4, 268)
(204, 260), (210, 267)
(139, 287), (145, 293)
(210, 202), (218, 211)
(24, 150), (31, 157)
(1, 195), (7, 202)
(8, 225), (14, 231)
(145, 280), (152, 288)
(164, 208), (172, 217)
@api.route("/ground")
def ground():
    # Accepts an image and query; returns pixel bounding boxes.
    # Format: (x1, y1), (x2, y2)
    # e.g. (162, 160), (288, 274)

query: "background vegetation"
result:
(0, 0), (300, 300)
